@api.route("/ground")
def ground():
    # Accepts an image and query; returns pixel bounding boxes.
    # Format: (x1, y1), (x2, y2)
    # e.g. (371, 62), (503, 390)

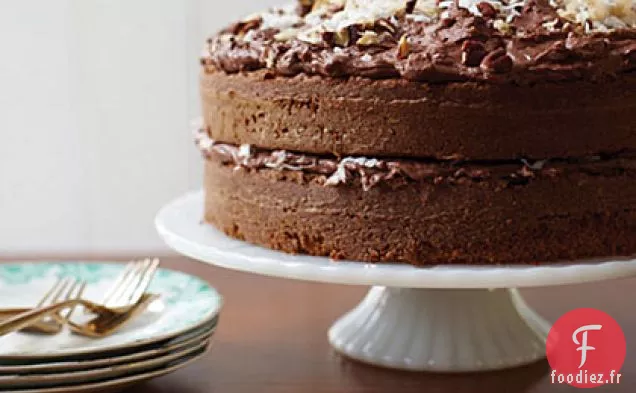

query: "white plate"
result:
(155, 191), (636, 289)
(0, 322), (216, 374)
(4, 346), (209, 393)
(0, 339), (210, 389)
(0, 262), (222, 358)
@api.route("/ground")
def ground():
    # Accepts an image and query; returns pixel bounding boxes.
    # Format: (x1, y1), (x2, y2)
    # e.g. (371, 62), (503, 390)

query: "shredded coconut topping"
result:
(555, 0), (636, 31)
(440, 0), (527, 22)
(263, 0), (636, 40)
(261, 4), (304, 30)
(235, 0), (635, 45)
(255, 1), (440, 45)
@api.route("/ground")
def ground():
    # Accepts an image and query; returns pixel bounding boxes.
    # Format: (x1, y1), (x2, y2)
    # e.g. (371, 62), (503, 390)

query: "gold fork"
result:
(0, 285), (157, 337)
(98, 258), (160, 308)
(22, 277), (83, 334)
(70, 293), (161, 338)
(0, 279), (86, 337)
(0, 259), (160, 338)
(67, 259), (161, 337)
(0, 259), (159, 320)
(0, 278), (82, 335)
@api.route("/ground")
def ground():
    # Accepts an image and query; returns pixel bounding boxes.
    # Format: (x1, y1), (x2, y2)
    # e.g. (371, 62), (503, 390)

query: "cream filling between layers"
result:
(195, 128), (636, 191)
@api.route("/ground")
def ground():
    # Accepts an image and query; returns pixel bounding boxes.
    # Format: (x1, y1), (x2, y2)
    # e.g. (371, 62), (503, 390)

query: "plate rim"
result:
(0, 261), (222, 360)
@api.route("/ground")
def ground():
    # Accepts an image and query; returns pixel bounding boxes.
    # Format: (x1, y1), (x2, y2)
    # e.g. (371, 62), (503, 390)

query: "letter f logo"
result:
(573, 324), (603, 368)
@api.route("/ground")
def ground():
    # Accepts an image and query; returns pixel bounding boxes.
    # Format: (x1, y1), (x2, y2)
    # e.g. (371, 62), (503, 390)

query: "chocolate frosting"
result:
(202, 0), (636, 83)
(196, 129), (636, 190)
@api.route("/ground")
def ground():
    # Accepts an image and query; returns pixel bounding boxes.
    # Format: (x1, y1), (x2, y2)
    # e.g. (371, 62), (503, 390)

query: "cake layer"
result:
(201, 70), (636, 159)
(200, 139), (636, 265)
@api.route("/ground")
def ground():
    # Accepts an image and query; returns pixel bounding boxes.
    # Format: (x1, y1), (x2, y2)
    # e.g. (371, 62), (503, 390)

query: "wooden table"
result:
(3, 256), (634, 392)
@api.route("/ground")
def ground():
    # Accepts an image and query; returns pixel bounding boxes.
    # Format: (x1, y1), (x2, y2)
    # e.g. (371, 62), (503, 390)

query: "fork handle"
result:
(0, 300), (80, 337)
(0, 309), (30, 317)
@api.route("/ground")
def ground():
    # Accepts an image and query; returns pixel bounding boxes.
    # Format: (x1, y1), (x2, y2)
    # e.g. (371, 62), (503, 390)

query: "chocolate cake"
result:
(198, 0), (636, 265)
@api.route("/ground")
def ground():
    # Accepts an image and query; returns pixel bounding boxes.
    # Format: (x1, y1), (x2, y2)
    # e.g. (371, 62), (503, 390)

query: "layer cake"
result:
(198, 0), (636, 265)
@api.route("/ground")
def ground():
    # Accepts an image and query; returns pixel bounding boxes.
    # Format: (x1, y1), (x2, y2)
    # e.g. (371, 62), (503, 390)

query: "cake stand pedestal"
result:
(155, 191), (636, 372)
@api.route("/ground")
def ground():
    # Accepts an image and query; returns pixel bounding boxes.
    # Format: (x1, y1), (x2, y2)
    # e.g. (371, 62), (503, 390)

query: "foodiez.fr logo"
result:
(547, 308), (626, 388)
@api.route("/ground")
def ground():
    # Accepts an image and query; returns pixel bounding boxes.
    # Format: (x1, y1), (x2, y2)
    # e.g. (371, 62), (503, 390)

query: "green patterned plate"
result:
(0, 262), (222, 359)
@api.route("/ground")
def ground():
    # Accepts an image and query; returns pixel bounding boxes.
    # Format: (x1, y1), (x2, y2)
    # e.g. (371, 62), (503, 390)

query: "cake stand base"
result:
(329, 287), (549, 372)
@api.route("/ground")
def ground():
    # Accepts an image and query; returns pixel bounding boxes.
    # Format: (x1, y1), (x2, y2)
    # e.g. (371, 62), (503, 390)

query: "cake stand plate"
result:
(156, 191), (636, 372)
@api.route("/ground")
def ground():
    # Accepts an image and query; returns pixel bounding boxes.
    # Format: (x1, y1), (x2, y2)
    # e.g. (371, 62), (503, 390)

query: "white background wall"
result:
(0, 0), (279, 254)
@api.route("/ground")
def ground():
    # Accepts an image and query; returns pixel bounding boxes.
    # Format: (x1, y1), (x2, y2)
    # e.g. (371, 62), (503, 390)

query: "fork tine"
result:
(117, 259), (154, 306)
(38, 277), (73, 326)
(47, 277), (72, 306)
(101, 261), (139, 306)
(36, 278), (65, 308)
(106, 260), (147, 307)
(64, 281), (87, 321)
(50, 278), (78, 323)
(62, 278), (77, 301)
(125, 258), (160, 305)
(19, 278), (68, 333)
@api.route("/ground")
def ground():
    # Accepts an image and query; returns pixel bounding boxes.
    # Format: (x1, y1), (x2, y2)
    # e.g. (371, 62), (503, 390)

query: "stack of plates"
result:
(0, 262), (222, 393)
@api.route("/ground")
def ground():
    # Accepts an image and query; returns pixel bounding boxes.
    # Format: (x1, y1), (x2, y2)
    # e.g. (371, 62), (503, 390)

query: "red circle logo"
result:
(546, 308), (626, 388)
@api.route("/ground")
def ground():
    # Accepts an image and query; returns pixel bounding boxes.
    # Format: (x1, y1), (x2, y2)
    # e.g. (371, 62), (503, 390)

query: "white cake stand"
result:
(155, 191), (636, 372)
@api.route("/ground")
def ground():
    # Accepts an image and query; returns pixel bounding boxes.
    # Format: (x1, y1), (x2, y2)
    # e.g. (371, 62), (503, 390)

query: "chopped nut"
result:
(228, 15), (263, 36)
(407, 0), (439, 17)
(461, 40), (487, 67)
(375, 19), (397, 34)
(377, 31), (399, 47)
(312, 0), (346, 12)
(481, 48), (514, 73)
(397, 35), (411, 59)
(321, 31), (336, 45)
(356, 31), (380, 46)
(493, 19), (513, 34)
(476, 2), (498, 18)
(347, 25), (362, 44)
(242, 12), (262, 22)
(298, 0), (314, 16)
(405, 0), (418, 14)
(334, 28), (351, 46)
(440, 17), (456, 28)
